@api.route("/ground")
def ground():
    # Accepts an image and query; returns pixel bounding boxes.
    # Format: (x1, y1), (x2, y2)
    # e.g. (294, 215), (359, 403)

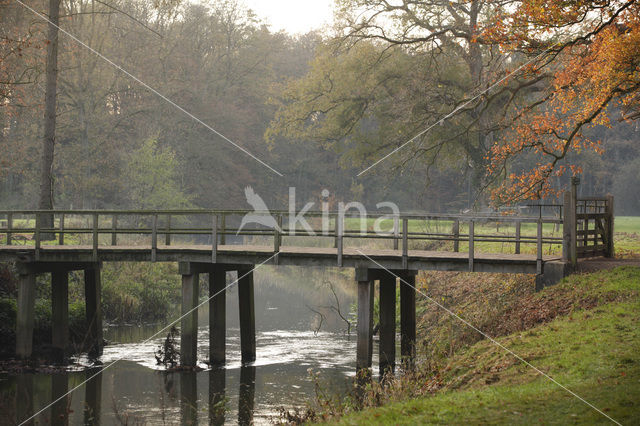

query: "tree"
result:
(484, 0), (640, 203)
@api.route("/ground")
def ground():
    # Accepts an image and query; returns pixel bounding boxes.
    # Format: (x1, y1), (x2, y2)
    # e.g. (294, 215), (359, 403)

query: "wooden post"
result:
(211, 214), (218, 263)
(333, 214), (339, 249)
(35, 213), (41, 261)
(563, 191), (577, 265)
(180, 264), (199, 367)
(393, 216), (399, 250)
(400, 272), (416, 365)
(111, 214), (117, 246)
(16, 270), (36, 358)
(220, 214), (226, 245)
(274, 214), (281, 264)
(165, 214), (172, 246)
(238, 268), (256, 364)
(606, 194), (614, 258)
(468, 221), (475, 272)
(452, 220), (460, 252)
(379, 274), (396, 375)
(92, 213), (98, 262)
(402, 217), (408, 269)
(536, 219), (543, 275)
(337, 214), (344, 267)
(6, 212), (12, 245)
(58, 213), (65, 245)
(355, 268), (373, 371)
(209, 268), (226, 365)
(151, 214), (158, 262)
(515, 220), (521, 254)
(84, 265), (103, 357)
(52, 270), (69, 363)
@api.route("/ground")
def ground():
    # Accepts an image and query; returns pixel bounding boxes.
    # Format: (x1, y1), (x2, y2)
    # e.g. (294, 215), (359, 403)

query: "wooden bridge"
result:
(0, 191), (614, 374)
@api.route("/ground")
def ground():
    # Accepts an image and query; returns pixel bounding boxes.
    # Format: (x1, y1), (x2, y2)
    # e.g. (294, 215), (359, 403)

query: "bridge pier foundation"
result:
(180, 265), (199, 367)
(400, 272), (417, 367)
(379, 273), (397, 376)
(84, 265), (103, 357)
(238, 268), (256, 364)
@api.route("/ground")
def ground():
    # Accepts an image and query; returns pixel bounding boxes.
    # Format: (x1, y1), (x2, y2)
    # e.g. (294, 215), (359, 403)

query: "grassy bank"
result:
(322, 267), (639, 425)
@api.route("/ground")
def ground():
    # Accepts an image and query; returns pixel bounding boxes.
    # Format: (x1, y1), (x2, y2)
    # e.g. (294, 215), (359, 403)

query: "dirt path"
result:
(575, 257), (640, 273)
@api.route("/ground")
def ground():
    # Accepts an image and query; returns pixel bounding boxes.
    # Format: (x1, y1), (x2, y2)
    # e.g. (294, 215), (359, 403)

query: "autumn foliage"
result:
(485, 0), (640, 203)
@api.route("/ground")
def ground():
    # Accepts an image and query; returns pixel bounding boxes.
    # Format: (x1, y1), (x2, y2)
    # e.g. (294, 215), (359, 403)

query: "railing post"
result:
(212, 214), (218, 263)
(334, 214), (339, 248)
(537, 219), (543, 275)
(515, 220), (521, 254)
(468, 220), (474, 272)
(393, 216), (399, 250)
(151, 214), (158, 262)
(92, 213), (99, 262)
(111, 214), (117, 246)
(606, 194), (614, 258)
(35, 213), (41, 261)
(165, 214), (172, 246)
(58, 213), (65, 245)
(452, 219), (459, 252)
(402, 217), (408, 269)
(220, 214), (226, 245)
(563, 191), (577, 265)
(274, 214), (282, 264)
(337, 213), (344, 267)
(6, 213), (12, 246)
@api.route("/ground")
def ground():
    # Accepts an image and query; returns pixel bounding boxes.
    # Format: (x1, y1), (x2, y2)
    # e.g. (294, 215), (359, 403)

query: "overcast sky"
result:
(244, 0), (335, 34)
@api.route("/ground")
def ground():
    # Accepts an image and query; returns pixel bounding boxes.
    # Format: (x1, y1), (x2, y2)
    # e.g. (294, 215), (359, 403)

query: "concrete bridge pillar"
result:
(379, 273), (397, 375)
(400, 271), (418, 366)
(16, 269), (36, 358)
(179, 262), (199, 367)
(356, 267), (374, 371)
(51, 270), (69, 362)
(238, 267), (256, 364)
(84, 264), (103, 357)
(209, 268), (226, 365)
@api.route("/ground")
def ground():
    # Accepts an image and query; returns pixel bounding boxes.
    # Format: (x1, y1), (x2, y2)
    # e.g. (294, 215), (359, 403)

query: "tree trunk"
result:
(39, 0), (61, 240)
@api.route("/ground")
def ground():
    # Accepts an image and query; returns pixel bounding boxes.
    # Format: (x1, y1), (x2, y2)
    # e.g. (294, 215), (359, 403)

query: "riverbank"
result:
(312, 266), (639, 424)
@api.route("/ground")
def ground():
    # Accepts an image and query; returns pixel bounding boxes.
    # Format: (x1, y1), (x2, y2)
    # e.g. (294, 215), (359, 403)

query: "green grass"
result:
(334, 267), (640, 425)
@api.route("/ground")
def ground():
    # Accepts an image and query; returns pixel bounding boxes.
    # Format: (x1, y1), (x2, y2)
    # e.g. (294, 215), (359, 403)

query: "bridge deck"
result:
(0, 244), (560, 273)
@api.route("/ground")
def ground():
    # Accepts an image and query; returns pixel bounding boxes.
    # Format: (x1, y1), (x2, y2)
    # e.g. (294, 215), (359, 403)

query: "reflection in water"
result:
(51, 372), (69, 426)
(180, 371), (198, 426)
(16, 374), (33, 425)
(84, 367), (102, 425)
(209, 367), (226, 425)
(238, 366), (256, 426)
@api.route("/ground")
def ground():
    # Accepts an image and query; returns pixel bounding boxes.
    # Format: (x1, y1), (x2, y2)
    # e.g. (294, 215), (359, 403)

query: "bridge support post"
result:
(400, 271), (417, 367)
(84, 264), (103, 357)
(52, 270), (69, 363)
(238, 268), (256, 364)
(379, 273), (396, 376)
(209, 268), (226, 365)
(356, 267), (374, 372)
(16, 270), (36, 358)
(179, 262), (199, 367)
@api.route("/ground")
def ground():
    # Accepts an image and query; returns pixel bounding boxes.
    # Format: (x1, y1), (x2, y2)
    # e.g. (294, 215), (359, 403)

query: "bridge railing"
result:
(0, 209), (564, 270)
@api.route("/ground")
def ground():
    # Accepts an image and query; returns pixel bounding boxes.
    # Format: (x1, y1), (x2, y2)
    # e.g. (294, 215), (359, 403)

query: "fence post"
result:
(92, 213), (99, 262)
(212, 214), (218, 263)
(111, 214), (117, 246)
(220, 214), (226, 245)
(563, 191), (577, 265)
(606, 194), (614, 258)
(468, 220), (474, 272)
(515, 220), (521, 254)
(336, 213), (344, 267)
(452, 219), (460, 252)
(35, 213), (41, 261)
(402, 217), (408, 269)
(58, 213), (65, 245)
(151, 214), (158, 262)
(393, 216), (399, 250)
(165, 214), (172, 246)
(537, 219), (543, 275)
(6, 213), (12, 246)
